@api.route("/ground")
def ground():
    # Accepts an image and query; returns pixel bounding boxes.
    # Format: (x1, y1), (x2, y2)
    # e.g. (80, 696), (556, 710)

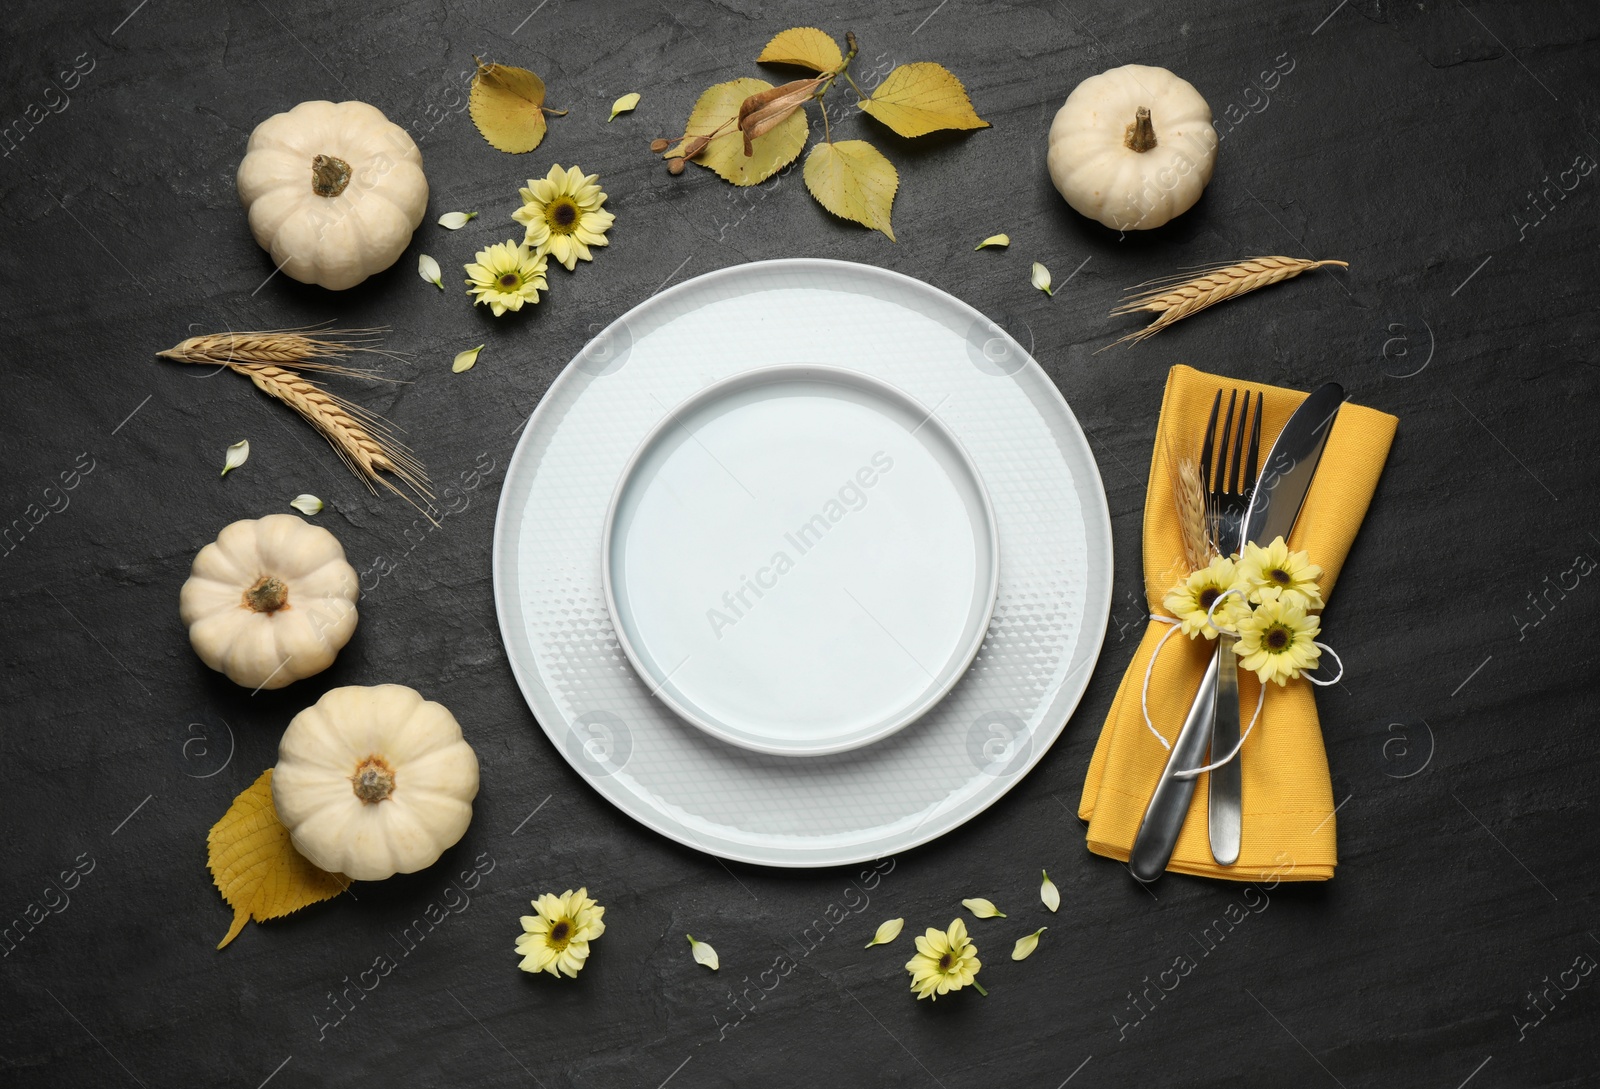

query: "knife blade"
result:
(1130, 382), (1345, 882)
(1241, 382), (1345, 547)
(1206, 381), (1344, 866)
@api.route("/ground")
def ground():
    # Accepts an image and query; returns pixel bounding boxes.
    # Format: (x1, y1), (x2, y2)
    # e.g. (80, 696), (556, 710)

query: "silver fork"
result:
(1202, 391), (1261, 866)
(1128, 388), (1259, 882)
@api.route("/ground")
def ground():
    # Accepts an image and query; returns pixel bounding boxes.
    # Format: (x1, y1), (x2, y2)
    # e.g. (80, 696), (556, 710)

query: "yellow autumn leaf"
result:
(803, 139), (898, 241)
(207, 768), (350, 950)
(470, 59), (562, 153)
(757, 26), (844, 73)
(670, 78), (808, 187)
(859, 62), (990, 138)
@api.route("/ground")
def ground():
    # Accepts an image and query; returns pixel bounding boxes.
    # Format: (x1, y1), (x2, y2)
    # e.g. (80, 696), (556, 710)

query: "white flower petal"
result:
(289, 493), (323, 516)
(437, 211), (477, 230)
(865, 918), (904, 948)
(609, 92), (641, 122)
(418, 253), (444, 289)
(1011, 927), (1047, 961)
(220, 440), (249, 477)
(975, 233), (1010, 250)
(1031, 261), (1052, 296)
(1040, 869), (1060, 913)
(961, 897), (1006, 919)
(687, 934), (719, 971)
(452, 344), (484, 373)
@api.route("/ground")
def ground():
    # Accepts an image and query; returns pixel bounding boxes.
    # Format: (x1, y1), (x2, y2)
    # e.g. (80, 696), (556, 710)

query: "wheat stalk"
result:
(1106, 256), (1348, 348)
(156, 326), (400, 376)
(1175, 456), (1212, 574)
(157, 329), (433, 518)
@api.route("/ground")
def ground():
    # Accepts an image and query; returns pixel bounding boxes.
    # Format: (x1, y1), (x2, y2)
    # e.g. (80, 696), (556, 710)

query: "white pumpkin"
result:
(273, 685), (480, 881)
(180, 514), (359, 690)
(237, 100), (428, 290)
(1047, 64), (1217, 231)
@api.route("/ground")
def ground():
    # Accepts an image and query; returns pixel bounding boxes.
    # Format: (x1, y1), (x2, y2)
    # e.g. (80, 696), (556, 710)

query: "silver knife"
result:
(1208, 382), (1344, 865)
(1129, 382), (1344, 882)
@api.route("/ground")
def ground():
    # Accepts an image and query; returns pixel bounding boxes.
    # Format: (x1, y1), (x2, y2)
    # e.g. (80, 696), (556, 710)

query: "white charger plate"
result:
(602, 365), (999, 758)
(493, 259), (1112, 867)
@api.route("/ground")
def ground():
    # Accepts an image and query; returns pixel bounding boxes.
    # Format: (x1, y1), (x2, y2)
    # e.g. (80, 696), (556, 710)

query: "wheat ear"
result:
(1175, 456), (1212, 574)
(158, 329), (433, 518)
(1106, 256), (1348, 348)
(235, 364), (433, 516)
(156, 327), (402, 377)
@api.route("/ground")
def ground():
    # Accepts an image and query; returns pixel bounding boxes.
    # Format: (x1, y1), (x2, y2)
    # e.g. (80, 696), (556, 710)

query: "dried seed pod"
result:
(736, 77), (823, 156)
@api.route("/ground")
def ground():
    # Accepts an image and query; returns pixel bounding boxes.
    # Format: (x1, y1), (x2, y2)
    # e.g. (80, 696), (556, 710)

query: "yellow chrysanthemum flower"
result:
(1238, 536), (1324, 610)
(516, 887), (606, 978)
(1163, 555), (1249, 639)
(512, 164), (616, 271)
(904, 918), (982, 1000)
(1236, 595), (1322, 686)
(465, 241), (548, 316)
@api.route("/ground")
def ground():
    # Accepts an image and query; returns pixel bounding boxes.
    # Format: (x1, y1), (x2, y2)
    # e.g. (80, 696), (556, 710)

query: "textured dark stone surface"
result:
(2, 1), (1598, 1087)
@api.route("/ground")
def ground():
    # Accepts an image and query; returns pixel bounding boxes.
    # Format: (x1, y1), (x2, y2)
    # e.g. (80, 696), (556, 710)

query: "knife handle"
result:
(1208, 634), (1242, 865)
(1129, 652), (1218, 882)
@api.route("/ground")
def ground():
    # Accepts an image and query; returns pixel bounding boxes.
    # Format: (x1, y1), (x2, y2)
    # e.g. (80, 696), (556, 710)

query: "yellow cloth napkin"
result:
(1079, 365), (1397, 881)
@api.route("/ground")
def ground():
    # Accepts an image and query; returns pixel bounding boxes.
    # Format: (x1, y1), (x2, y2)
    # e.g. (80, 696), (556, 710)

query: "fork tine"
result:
(1215, 390), (1237, 494)
(1244, 393), (1262, 498)
(1228, 391), (1250, 495)
(1198, 390), (1221, 495)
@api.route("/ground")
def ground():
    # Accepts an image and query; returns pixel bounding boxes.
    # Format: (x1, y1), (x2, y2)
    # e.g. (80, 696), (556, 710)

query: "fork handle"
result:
(1208, 634), (1242, 865)
(1129, 652), (1218, 882)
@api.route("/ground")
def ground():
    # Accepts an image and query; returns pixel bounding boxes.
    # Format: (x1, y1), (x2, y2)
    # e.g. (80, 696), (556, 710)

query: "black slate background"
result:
(3, 1), (1598, 1087)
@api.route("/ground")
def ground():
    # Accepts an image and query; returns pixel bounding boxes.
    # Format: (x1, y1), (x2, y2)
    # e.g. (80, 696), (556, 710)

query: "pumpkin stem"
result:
(351, 756), (396, 804)
(243, 575), (289, 614)
(311, 154), (353, 198)
(1124, 107), (1158, 153)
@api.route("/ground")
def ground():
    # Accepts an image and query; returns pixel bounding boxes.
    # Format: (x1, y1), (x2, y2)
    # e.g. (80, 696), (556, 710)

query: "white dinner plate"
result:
(493, 259), (1112, 868)
(602, 365), (999, 757)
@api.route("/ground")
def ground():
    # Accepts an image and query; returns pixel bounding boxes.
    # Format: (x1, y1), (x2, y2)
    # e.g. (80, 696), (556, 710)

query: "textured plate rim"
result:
(598, 363), (1001, 758)
(491, 257), (1113, 868)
